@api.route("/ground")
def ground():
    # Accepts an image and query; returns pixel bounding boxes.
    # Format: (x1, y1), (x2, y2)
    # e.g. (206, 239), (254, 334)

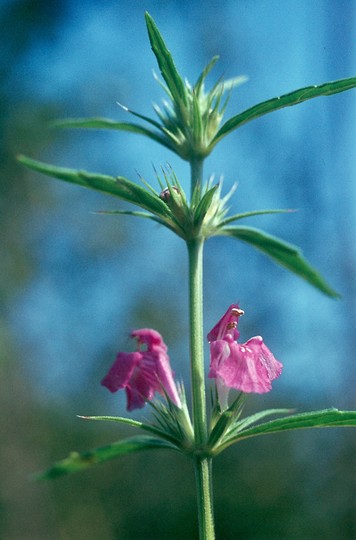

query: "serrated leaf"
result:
(211, 77), (356, 147)
(17, 155), (172, 220)
(218, 408), (356, 452)
(145, 12), (187, 107)
(35, 436), (177, 480)
(52, 117), (176, 153)
(222, 225), (339, 297)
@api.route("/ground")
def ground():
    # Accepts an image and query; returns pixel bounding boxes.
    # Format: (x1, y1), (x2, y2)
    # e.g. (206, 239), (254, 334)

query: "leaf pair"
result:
(17, 154), (339, 297)
(49, 13), (356, 162)
(36, 408), (356, 479)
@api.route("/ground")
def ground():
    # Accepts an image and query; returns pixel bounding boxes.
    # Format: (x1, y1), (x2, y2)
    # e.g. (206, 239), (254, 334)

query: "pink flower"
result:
(208, 304), (282, 408)
(101, 328), (181, 411)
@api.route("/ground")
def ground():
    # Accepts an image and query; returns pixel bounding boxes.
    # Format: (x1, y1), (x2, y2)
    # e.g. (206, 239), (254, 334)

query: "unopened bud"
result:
(159, 186), (181, 202)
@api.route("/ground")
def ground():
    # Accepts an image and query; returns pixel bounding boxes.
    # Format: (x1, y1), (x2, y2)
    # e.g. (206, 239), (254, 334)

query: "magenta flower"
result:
(208, 304), (283, 408)
(101, 328), (181, 411)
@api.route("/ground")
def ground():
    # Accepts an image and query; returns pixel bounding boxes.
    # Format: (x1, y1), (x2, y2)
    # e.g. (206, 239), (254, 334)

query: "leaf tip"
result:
(144, 11), (154, 29)
(16, 153), (26, 163)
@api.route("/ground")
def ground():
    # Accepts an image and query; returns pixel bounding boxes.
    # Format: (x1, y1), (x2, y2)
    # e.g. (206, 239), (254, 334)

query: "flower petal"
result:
(244, 336), (283, 382)
(207, 303), (242, 342)
(155, 351), (182, 407)
(102, 328), (181, 410)
(125, 383), (151, 411)
(208, 340), (232, 378)
(131, 328), (168, 352)
(215, 337), (282, 394)
(101, 352), (141, 392)
(125, 358), (159, 410)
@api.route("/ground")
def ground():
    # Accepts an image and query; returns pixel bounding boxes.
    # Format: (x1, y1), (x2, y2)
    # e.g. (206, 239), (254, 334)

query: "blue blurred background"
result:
(1, 1), (355, 538)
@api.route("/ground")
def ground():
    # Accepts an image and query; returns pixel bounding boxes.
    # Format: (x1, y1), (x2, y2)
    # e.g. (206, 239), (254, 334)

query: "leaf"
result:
(211, 77), (356, 146)
(17, 155), (172, 220)
(193, 184), (219, 227)
(35, 436), (177, 480)
(209, 408), (290, 453)
(52, 117), (176, 153)
(77, 415), (145, 429)
(221, 225), (339, 297)
(227, 408), (293, 436)
(215, 75), (249, 95)
(78, 415), (183, 447)
(145, 12), (187, 107)
(221, 208), (295, 226)
(194, 55), (220, 95)
(116, 102), (163, 130)
(219, 408), (356, 451)
(208, 394), (247, 449)
(94, 210), (171, 230)
(94, 209), (160, 220)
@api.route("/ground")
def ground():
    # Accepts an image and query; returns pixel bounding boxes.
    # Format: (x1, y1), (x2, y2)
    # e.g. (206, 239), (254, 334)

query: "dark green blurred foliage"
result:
(1, 1), (355, 539)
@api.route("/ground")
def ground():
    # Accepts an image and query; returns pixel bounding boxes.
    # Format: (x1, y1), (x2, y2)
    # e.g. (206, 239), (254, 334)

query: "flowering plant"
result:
(18, 13), (356, 539)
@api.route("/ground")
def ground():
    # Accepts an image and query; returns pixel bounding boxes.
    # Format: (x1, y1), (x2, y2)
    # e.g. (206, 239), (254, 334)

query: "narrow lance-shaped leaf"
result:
(79, 415), (184, 447)
(215, 75), (249, 95)
(209, 408), (291, 452)
(95, 209), (171, 228)
(228, 408), (293, 436)
(211, 77), (356, 147)
(145, 12), (187, 107)
(52, 117), (177, 154)
(217, 408), (356, 453)
(193, 184), (219, 228)
(221, 208), (295, 226)
(208, 394), (247, 449)
(116, 102), (164, 130)
(194, 55), (220, 95)
(17, 155), (172, 220)
(221, 225), (339, 297)
(35, 436), (177, 480)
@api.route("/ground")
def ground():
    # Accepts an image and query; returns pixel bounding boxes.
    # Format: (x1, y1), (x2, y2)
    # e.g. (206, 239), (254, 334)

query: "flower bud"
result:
(159, 186), (188, 226)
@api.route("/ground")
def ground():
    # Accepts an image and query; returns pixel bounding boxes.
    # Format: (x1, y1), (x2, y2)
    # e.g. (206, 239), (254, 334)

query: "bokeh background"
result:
(1, 1), (355, 538)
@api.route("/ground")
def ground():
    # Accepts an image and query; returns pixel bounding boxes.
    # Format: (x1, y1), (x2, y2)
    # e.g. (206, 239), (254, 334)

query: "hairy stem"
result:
(187, 238), (207, 444)
(194, 457), (215, 540)
(188, 158), (215, 539)
(190, 157), (204, 200)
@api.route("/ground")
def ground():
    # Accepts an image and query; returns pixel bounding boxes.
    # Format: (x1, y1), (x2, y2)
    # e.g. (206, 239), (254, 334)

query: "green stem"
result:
(188, 158), (215, 539)
(190, 157), (204, 200)
(187, 238), (207, 444)
(194, 457), (215, 540)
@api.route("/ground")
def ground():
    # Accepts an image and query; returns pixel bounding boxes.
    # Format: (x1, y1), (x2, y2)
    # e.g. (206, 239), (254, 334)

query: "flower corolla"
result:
(102, 328), (181, 411)
(208, 304), (282, 409)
